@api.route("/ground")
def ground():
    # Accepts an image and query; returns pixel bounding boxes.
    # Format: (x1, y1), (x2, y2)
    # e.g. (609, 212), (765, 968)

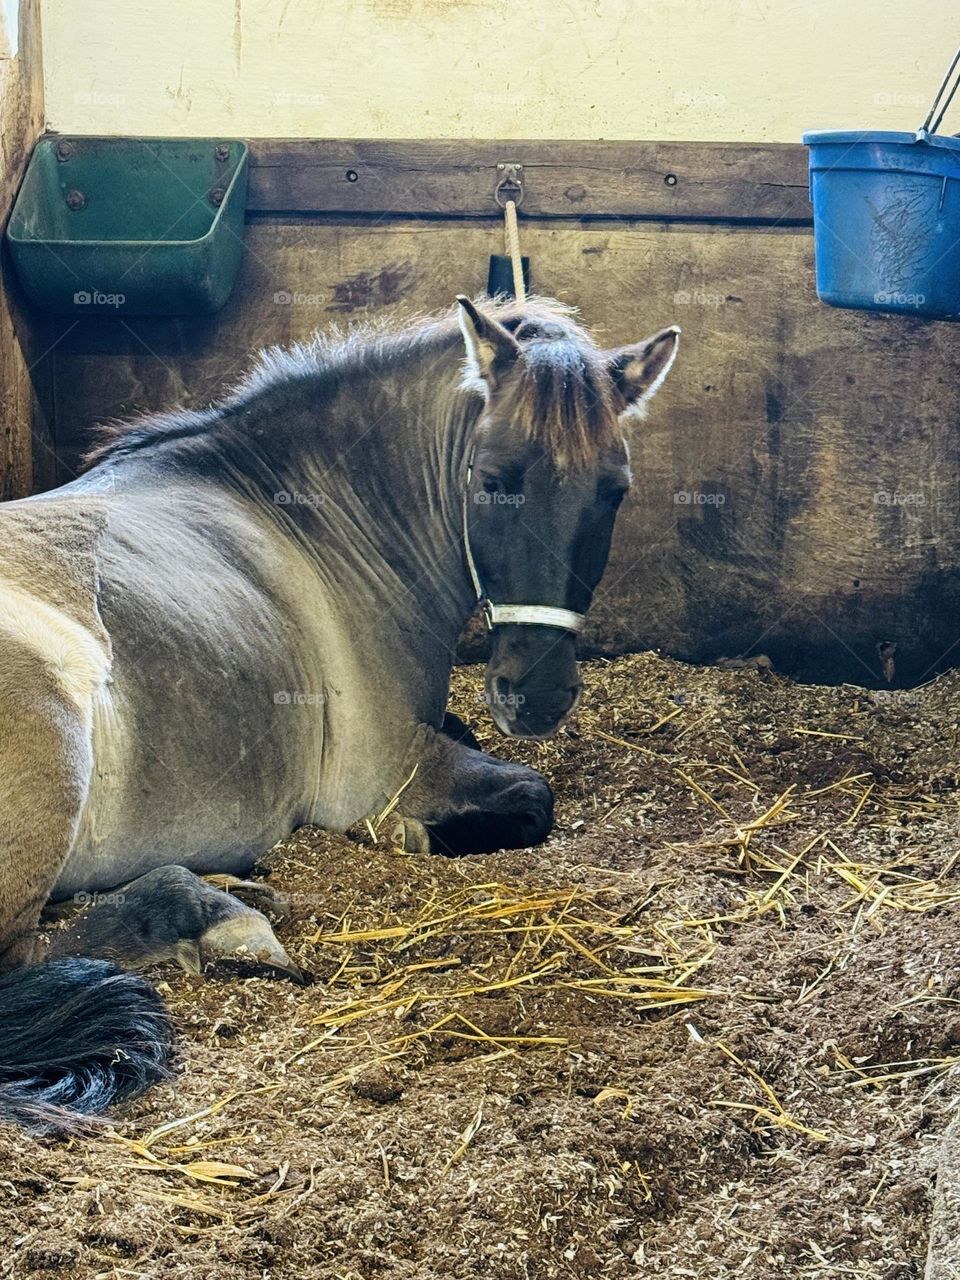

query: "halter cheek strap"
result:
(462, 453), (587, 635)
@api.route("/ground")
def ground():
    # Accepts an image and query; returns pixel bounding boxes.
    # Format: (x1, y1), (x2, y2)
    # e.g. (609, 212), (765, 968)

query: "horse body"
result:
(0, 297), (679, 1130)
(46, 481), (332, 895)
(5, 337), (476, 900)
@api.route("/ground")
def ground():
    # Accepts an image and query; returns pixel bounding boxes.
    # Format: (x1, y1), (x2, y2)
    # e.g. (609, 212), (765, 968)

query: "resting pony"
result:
(0, 296), (678, 1130)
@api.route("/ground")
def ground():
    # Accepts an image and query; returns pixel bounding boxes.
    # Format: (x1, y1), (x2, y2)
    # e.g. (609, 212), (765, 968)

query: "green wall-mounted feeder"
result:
(7, 136), (249, 317)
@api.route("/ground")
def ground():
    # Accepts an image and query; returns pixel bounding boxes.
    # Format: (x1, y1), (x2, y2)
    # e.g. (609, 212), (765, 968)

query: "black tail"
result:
(0, 957), (173, 1134)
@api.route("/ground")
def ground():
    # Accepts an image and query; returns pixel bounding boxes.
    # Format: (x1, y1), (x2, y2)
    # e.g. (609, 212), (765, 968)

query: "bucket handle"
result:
(917, 45), (960, 139)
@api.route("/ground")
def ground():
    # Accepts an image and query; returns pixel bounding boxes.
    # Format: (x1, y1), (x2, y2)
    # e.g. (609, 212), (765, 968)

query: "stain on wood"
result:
(330, 261), (419, 313)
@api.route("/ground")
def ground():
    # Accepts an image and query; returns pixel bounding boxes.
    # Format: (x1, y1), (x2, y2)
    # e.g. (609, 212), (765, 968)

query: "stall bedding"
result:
(3, 651), (960, 1279)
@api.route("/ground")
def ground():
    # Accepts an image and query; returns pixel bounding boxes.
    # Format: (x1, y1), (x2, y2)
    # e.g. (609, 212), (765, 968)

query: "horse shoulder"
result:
(0, 577), (110, 712)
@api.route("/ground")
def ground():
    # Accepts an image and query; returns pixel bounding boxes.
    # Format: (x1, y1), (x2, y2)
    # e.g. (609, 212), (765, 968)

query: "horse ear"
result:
(456, 295), (521, 393)
(605, 326), (681, 415)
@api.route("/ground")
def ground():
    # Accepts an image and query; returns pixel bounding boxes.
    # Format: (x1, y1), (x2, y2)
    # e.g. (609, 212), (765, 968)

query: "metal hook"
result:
(494, 162), (524, 210)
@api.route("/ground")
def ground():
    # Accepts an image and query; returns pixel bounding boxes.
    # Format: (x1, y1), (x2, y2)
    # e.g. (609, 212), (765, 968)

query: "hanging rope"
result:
(493, 165), (526, 302)
(503, 198), (526, 303)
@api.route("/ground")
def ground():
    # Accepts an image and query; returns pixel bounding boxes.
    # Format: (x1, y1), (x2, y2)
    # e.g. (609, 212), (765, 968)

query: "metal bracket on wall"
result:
(494, 162), (524, 209)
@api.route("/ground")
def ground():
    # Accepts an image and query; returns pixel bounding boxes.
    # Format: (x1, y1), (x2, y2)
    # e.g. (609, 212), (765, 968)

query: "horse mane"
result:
(84, 296), (619, 470)
(480, 301), (621, 470)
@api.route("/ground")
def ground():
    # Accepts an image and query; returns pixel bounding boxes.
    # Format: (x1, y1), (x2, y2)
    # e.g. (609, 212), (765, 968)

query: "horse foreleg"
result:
(49, 865), (306, 983)
(392, 721), (555, 856)
(0, 651), (93, 973)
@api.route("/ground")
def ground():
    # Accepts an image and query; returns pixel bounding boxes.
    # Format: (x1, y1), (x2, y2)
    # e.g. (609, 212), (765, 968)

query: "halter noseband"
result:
(462, 451), (586, 635)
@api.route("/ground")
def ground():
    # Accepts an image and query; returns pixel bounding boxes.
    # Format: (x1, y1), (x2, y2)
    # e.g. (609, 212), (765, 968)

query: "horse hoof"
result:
(386, 815), (432, 854)
(199, 910), (306, 984)
(202, 874), (292, 922)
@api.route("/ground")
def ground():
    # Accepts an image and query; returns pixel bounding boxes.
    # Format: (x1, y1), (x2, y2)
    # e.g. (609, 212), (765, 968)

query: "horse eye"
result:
(482, 474), (504, 495)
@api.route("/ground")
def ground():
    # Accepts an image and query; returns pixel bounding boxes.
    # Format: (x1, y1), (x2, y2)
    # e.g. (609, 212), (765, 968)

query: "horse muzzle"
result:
(484, 627), (583, 739)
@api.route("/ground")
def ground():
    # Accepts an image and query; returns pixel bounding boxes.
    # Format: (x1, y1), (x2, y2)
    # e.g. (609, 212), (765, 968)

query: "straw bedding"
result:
(3, 651), (960, 1279)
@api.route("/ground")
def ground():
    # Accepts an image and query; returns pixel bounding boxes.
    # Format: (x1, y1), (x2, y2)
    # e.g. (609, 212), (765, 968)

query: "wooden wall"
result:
(0, 0), (47, 499)
(20, 1), (960, 685)
(27, 138), (960, 687)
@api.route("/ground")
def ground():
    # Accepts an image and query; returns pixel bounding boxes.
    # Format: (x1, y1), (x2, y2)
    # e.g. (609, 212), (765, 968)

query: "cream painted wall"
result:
(41, 1), (960, 141)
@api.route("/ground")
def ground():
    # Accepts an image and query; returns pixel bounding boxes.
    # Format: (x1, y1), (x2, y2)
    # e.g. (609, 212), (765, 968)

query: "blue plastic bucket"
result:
(803, 130), (960, 319)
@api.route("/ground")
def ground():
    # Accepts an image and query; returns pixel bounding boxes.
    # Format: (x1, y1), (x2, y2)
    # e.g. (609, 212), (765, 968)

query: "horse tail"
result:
(0, 957), (173, 1133)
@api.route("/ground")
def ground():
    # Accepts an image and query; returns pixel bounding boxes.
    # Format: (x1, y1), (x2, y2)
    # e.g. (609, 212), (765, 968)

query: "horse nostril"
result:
(491, 675), (517, 717)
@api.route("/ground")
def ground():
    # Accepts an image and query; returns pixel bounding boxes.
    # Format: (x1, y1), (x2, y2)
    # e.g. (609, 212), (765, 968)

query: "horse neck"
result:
(267, 342), (481, 646)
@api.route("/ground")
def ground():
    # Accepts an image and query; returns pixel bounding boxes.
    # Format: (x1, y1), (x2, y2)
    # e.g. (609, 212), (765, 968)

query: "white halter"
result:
(462, 452), (587, 635)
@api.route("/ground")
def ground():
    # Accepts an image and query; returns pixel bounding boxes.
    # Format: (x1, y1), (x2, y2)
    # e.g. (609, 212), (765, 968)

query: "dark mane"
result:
(492, 308), (620, 470)
(84, 296), (618, 470)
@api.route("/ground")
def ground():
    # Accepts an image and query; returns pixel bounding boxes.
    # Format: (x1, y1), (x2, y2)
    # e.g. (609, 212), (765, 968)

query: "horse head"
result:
(457, 295), (679, 739)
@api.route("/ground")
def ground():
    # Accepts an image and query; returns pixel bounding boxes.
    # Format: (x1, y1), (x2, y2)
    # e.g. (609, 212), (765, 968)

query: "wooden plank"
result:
(247, 139), (811, 224)
(925, 1106), (960, 1279)
(0, 0), (46, 499)
(44, 216), (960, 688)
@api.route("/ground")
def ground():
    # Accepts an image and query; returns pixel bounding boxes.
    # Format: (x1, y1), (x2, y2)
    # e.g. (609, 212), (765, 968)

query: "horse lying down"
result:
(0, 295), (679, 1131)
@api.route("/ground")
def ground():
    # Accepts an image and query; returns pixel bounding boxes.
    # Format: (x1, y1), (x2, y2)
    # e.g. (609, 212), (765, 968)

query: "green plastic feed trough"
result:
(7, 137), (248, 316)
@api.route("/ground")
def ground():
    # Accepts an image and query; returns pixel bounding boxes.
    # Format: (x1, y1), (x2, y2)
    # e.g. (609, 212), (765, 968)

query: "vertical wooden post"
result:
(0, 0), (44, 500)
(926, 1109), (960, 1279)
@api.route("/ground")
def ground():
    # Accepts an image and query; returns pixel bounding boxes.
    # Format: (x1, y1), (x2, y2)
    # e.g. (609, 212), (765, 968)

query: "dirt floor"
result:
(4, 651), (960, 1279)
